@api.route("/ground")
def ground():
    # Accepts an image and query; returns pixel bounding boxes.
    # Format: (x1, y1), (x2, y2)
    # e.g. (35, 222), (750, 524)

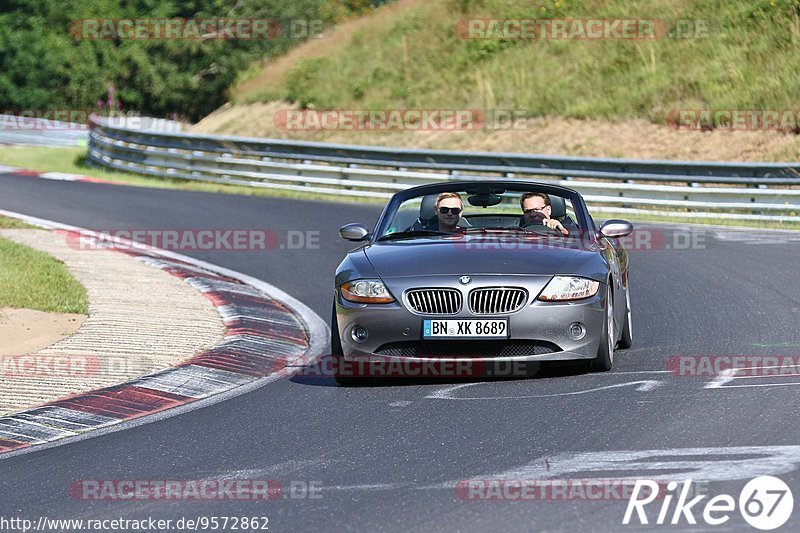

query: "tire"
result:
(330, 302), (368, 386)
(590, 289), (614, 372)
(617, 277), (633, 350)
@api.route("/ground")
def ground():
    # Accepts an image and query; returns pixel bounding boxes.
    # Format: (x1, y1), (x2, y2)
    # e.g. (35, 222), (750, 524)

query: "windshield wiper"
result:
(466, 226), (570, 237)
(466, 226), (539, 233)
(377, 230), (449, 241)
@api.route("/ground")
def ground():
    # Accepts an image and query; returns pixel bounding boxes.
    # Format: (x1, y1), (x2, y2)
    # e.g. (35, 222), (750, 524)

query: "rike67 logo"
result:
(623, 476), (793, 530)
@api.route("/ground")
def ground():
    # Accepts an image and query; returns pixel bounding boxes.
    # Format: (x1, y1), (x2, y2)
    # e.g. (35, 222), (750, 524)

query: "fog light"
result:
(351, 326), (369, 343)
(568, 322), (586, 340)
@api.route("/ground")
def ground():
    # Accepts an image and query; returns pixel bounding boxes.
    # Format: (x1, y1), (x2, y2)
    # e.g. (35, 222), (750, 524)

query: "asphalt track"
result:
(1, 171), (800, 531)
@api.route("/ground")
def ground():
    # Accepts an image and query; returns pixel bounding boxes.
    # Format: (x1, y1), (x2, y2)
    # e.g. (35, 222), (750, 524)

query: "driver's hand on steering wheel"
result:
(543, 218), (569, 236)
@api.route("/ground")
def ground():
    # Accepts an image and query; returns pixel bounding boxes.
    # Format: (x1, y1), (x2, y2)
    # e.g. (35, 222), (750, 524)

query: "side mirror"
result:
(339, 223), (370, 241)
(599, 219), (634, 238)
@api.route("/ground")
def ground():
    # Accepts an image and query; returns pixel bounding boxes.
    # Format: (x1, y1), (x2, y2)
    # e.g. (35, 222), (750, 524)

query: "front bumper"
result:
(335, 280), (607, 363)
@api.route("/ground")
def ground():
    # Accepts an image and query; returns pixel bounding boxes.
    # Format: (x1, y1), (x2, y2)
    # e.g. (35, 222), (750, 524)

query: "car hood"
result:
(363, 234), (604, 279)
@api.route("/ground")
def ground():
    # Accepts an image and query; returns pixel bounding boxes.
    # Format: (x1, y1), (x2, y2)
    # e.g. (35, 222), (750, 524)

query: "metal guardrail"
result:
(87, 116), (800, 222)
(0, 114), (88, 147)
(0, 115), (184, 148)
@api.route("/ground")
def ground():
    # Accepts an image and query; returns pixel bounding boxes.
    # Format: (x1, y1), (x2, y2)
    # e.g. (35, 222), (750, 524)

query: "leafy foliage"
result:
(0, 0), (381, 121)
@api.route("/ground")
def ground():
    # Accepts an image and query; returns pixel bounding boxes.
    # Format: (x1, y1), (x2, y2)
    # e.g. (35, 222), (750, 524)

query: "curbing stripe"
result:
(0, 419), (74, 443)
(133, 365), (253, 399)
(12, 407), (118, 431)
(189, 335), (305, 377)
(0, 205), (327, 458)
(50, 386), (191, 419)
(1, 165), (101, 183)
(38, 172), (88, 182)
(0, 438), (27, 452)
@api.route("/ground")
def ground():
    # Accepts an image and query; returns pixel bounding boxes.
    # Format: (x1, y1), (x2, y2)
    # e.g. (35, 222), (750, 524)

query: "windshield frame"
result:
(370, 180), (595, 243)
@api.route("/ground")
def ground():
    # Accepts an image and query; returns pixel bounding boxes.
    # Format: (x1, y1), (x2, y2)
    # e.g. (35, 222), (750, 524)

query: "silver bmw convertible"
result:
(331, 181), (633, 384)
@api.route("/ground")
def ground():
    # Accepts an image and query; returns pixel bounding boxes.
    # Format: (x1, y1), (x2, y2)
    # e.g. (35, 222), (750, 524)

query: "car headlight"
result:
(538, 276), (600, 302)
(340, 279), (395, 304)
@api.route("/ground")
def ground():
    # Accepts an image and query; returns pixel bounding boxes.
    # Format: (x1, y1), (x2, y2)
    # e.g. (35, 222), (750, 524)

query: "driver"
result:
(520, 192), (569, 236)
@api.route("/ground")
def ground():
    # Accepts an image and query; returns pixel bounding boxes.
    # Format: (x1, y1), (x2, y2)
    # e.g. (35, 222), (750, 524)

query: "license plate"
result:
(423, 319), (508, 339)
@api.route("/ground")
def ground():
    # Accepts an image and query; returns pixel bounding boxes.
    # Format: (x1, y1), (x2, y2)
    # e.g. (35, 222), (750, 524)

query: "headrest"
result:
(419, 193), (439, 222)
(549, 194), (567, 219)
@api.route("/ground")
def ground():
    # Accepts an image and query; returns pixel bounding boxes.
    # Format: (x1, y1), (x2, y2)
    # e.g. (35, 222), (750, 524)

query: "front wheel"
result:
(590, 291), (614, 372)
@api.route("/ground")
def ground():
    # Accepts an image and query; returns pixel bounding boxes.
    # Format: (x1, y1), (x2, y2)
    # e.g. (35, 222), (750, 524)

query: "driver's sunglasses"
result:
(438, 206), (462, 215)
(524, 206), (548, 215)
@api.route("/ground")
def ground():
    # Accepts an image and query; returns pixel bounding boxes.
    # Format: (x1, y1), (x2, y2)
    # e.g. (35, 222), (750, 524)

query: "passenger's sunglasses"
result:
(438, 206), (462, 215)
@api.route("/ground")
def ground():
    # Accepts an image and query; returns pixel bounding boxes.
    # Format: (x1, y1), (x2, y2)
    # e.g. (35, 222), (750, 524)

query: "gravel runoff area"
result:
(0, 229), (226, 416)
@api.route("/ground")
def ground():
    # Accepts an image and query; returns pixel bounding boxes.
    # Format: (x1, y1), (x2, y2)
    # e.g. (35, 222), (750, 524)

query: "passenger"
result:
(434, 192), (464, 233)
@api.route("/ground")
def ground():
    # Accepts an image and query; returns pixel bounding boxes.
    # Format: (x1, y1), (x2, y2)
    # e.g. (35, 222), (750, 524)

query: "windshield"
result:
(378, 188), (583, 240)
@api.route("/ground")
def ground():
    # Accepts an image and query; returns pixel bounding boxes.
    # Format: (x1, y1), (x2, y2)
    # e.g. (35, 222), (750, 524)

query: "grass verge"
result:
(234, 0), (800, 126)
(0, 236), (88, 314)
(0, 145), (796, 230)
(0, 215), (38, 229)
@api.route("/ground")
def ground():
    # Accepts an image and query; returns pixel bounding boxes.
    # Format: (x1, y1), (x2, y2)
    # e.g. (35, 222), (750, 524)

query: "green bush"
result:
(286, 58), (334, 109)
(0, 0), (382, 121)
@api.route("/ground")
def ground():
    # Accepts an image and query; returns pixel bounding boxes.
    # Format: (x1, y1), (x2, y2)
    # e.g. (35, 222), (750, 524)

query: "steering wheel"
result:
(520, 221), (563, 236)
